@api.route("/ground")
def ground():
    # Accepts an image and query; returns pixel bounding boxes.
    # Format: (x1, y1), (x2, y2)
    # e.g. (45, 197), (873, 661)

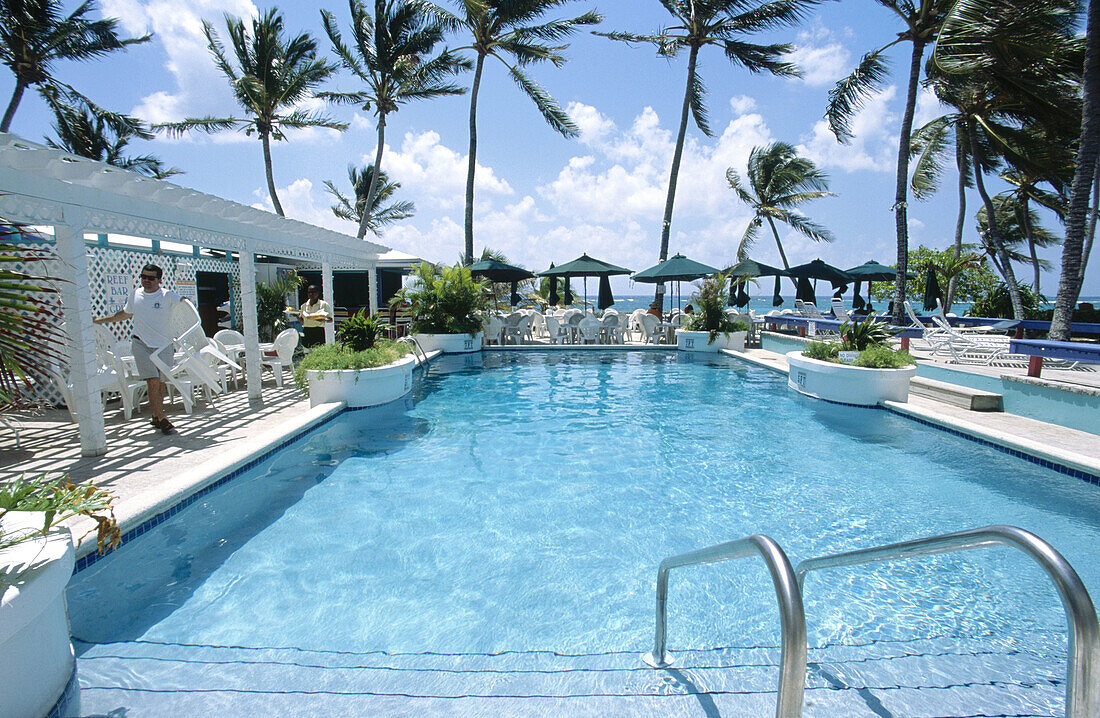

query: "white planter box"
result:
(412, 332), (483, 354)
(0, 512), (76, 718)
(306, 353), (416, 408)
(786, 350), (917, 406)
(676, 330), (747, 353)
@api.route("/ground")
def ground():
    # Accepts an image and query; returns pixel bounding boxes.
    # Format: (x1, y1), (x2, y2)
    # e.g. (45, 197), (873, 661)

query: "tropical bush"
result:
(684, 272), (749, 343)
(854, 346), (914, 369)
(970, 282), (1045, 319)
(392, 262), (489, 335)
(293, 342), (410, 390)
(839, 319), (896, 352)
(0, 475), (121, 556)
(336, 309), (385, 351)
(254, 269), (301, 342)
(803, 341), (839, 361)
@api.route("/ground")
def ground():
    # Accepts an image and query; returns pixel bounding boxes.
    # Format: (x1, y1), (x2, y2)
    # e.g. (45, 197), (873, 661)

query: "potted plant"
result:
(392, 263), (488, 354)
(294, 310), (413, 408)
(676, 272), (750, 352)
(1, 476), (120, 718)
(786, 320), (917, 405)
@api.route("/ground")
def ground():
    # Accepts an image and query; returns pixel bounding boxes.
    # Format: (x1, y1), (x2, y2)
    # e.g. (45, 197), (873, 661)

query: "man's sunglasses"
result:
(140, 275), (159, 281)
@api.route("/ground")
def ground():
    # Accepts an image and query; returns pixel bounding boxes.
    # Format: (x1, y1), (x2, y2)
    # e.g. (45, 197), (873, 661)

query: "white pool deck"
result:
(0, 342), (1098, 560)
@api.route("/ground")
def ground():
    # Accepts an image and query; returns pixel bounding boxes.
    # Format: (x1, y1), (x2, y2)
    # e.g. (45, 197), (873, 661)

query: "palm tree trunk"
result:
(359, 113), (387, 240)
(261, 132), (284, 217)
(1, 79), (27, 133)
(655, 44), (700, 306)
(1051, 0), (1100, 339)
(464, 54), (486, 265)
(968, 121), (1025, 319)
(765, 216), (798, 291)
(946, 134), (967, 311)
(1020, 196), (1041, 293)
(1083, 157), (1099, 283)
(891, 39), (926, 324)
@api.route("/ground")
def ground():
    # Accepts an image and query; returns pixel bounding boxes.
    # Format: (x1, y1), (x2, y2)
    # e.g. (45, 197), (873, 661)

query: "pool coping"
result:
(725, 347), (1100, 484)
(72, 346), (1100, 565)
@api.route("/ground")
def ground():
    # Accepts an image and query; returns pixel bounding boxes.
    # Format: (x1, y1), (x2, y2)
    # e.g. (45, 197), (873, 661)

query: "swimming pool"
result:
(66, 351), (1100, 716)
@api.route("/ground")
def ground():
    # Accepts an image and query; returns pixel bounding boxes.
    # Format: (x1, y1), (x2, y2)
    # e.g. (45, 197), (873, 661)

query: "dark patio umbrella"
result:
(772, 276), (784, 307)
(725, 258), (789, 308)
(564, 280), (573, 305)
(923, 265), (943, 312)
(509, 281), (521, 307)
(728, 278), (751, 307)
(632, 253), (718, 316)
(542, 253), (631, 310)
(785, 259), (855, 284)
(832, 282), (848, 299)
(795, 276), (816, 303)
(468, 258), (535, 282)
(547, 263), (559, 306)
(597, 276), (615, 310)
(844, 260), (897, 282)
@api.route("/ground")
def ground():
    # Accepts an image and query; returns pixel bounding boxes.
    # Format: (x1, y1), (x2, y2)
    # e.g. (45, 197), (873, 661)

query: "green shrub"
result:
(293, 342), (411, 390)
(391, 262), (489, 335)
(839, 319), (896, 351)
(853, 345), (914, 368)
(336, 309), (385, 351)
(803, 341), (839, 361)
(970, 282), (1044, 319)
(0, 475), (120, 556)
(684, 272), (749, 343)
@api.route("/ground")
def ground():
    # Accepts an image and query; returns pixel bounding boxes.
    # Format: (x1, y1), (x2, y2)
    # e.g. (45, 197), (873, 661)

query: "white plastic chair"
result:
(214, 328), (245, 347)
(543, 315), (570, 344)
(599, 312), (621, 344)
(260, 328), (299, 386)
(577, 316), (600, 344)
(483, 315), (505, 346)
(529, 312), (547, 339)
(638, 313), (660, 344)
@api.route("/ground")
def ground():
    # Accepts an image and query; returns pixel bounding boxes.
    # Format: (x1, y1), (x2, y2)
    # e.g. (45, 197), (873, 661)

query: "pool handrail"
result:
(400, 335), (428, 366)
(643, 534), (807, 718)
(795, 524), (1100, 718)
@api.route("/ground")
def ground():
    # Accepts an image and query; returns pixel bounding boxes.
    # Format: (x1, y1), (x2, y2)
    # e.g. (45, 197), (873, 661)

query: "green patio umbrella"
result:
(541, 253), (631, 310)
(725, 258), (790, 307)
(468, 258), (535, 283)
(923, 265), (943, 312)
(787, 259), (855, 306)
(845, 260), (900, 311)
(633, 253), (719, 316)
(795, 276), (816, 303)
(547, 263), (559, 306)
(597, 276), (614, 310)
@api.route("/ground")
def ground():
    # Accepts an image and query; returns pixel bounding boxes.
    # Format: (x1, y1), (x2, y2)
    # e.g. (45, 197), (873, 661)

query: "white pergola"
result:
(0, 132), (399, 456)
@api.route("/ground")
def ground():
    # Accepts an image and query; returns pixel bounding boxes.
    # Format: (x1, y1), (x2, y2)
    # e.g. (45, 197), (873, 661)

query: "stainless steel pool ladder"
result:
(645, 525), (1099, 718)
(400, 336), (428, 366)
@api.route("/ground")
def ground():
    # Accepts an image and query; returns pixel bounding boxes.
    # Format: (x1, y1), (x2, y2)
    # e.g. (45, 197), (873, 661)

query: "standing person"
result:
(94, 264), (187, 434)
(298, 285), (333, 348)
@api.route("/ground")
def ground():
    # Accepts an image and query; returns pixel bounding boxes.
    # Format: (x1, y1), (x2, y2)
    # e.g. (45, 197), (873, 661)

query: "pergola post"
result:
(239, 249), (262, 400)
(322, 260), (335, 345)
(54, 212), (107, 456)
(368, 260), (380, 316)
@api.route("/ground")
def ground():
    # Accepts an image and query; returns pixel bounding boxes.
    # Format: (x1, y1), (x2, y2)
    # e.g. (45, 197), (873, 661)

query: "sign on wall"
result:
(105, 272), (133, 312)
(176, 279), (197, 303)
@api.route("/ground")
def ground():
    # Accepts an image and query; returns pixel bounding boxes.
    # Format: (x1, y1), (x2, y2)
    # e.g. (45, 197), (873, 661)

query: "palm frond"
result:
(909, 114), (952, 199)
(826, 47), (893, 143)
(737, 217), (763, 261)
(506, 65), (576, 137)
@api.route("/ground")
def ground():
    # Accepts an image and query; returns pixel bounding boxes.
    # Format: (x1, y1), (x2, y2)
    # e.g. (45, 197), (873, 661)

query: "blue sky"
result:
(4, 0), (1096, 296)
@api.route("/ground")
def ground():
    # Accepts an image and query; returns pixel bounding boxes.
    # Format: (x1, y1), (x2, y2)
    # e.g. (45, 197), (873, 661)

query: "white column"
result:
(239, 249), (262, 400)
(322, 260), (335, 345)
(368, 260), (380, 316)
(54, 212), (106, 456)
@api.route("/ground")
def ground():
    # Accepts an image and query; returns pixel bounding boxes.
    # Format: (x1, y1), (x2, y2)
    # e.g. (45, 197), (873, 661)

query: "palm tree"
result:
(46, 105), (181, 179)
(933, 0), (1085, 335)
(0, 0), (150, 133)
(727, 142), (834, 288)
(827, 0), (953, 323)
(433, 0), (601, 265)
(325, 164), (415, 234)
(156, 10), (344, 216)
(976, 195), (1056, 284)
(599, 0), (817, 304)
(999, 169), (1067, 294)
(321, 0), (469, 239)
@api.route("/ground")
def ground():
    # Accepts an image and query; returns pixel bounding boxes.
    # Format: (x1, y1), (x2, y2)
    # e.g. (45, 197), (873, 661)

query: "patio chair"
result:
(600, 312), (622, 344)
(903, 301), (951, 355)
(259, 328), (299, 387)
(543, 315), (571, 344)
(214, 328), (245, 348)
(502, 312), (531, 345)
(483, 315), (505, 346)
(529, 312), (548, 339)
(638, 313), (661, 344)
(577, 316), (600, 344)
(831, 298), (852, 323)
(626, 309), (647, 342)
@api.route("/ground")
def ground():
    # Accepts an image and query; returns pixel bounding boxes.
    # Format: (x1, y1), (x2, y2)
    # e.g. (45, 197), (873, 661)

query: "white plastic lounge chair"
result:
(831, 299), (852, 323)
(903, 301), (951, 355)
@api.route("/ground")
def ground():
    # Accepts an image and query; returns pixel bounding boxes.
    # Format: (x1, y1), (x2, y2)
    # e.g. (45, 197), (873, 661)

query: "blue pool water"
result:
(66, 351), (1100, 715)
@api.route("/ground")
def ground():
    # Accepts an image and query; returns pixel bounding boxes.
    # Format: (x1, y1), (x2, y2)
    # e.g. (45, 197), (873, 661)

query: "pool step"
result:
(70, 635), (1065, 717)
(910, 376), (1003, 411)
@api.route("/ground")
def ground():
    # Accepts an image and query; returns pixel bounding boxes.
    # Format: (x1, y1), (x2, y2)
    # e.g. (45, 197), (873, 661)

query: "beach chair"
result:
(599, 312), (622, 344)
(259, 328), (299, 387)
(543, 315), (571, 344)
(638, 313), (661, 344)
(577, 316), (600, 344)
(483, 315), (504, 346)
(903, 301), (951, 355)
(831, 298), (852, 322)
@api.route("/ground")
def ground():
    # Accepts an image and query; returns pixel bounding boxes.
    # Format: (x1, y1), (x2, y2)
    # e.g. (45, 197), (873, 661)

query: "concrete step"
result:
(910, 376), (1003, 411)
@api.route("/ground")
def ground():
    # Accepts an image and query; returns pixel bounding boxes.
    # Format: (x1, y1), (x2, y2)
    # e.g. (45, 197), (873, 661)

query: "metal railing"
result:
(643, 534), (807, 718)
(400, 335), (428, 366)
(795, 525), (1100, 718)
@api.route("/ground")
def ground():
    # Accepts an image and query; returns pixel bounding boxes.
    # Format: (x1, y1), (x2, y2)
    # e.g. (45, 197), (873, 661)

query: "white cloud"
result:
(784, 23), (852, 88)
(250, 178), (355, 235)
(382, 130), (512, 210)
(729, 95), (757, 116)
(913, 86), (951, 131)
(798, 85), (898, 172)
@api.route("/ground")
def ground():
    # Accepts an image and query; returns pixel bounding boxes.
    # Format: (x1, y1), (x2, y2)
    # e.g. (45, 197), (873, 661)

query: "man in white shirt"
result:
(94, 263), (187, 434)
(297, 285), (333, 348)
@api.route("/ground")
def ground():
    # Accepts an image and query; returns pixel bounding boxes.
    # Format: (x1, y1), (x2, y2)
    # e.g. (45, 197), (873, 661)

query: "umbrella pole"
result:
(584, 277), (588, 313)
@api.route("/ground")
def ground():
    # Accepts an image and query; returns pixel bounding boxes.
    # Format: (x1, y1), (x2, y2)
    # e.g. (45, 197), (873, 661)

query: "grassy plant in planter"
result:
(293, 311), (410, 391)
(0, 475), (121, 556)
(392, 262), (489, 335)
(802, 320), (913, 368)
(683, 272), (749, 343)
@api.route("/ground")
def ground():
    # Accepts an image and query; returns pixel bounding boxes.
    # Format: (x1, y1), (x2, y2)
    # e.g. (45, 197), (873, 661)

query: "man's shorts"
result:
(131, 337), (174, 380)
